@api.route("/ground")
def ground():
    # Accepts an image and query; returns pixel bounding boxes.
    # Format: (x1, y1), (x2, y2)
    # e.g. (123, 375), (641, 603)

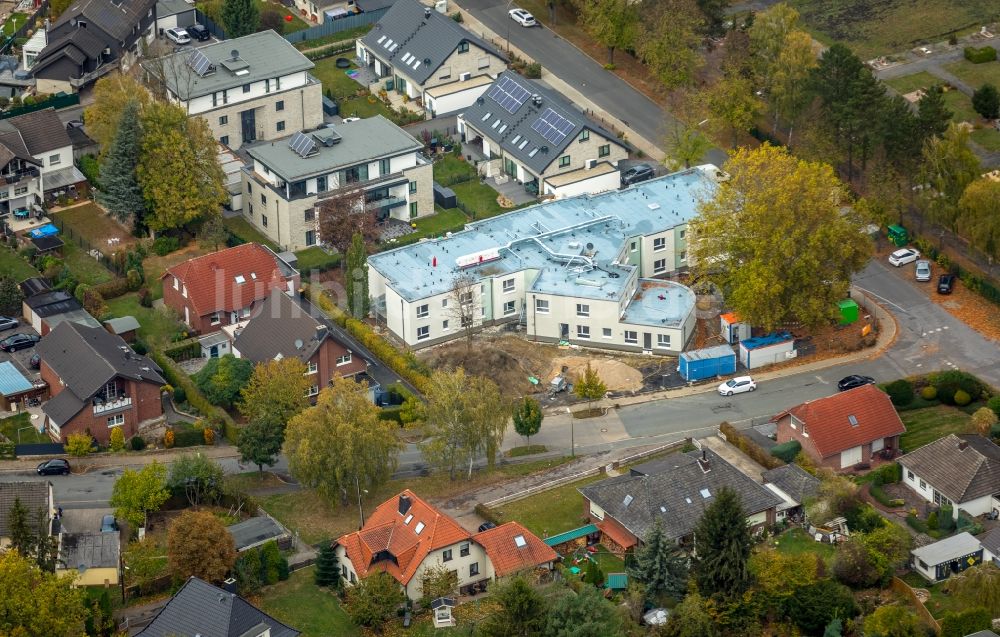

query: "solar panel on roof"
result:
(531, 107), (573, 145)
(486, 75), (531, 114)
(288, 131), (316, 158)
(186, 48), (213, 77)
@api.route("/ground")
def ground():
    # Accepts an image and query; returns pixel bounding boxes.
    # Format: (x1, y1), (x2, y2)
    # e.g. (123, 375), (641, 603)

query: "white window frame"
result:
(656, 334), (671, 349)
(442, 319), (449, 330)
(306, 361), (318, 374)
(653, 237), (666, 251)
(502, 278), (515, 293)
(210, 312), (221, 326)
(417, 325), (430, 340)
(602, 328), (612, 339)
(305, 385), (320, 397)
(336, 354), (352, 366)
(503, 300), (515, 315)
(107, 413), (124, 427)
(576, 303), (589, 317)
(654, 258), (666, 274)
(625, 330), (638, 344)
(416, 304), (429, 318)
(577, 325), (590, 339)
(48, 153), (61, 166)
(535, 299), (549, 314)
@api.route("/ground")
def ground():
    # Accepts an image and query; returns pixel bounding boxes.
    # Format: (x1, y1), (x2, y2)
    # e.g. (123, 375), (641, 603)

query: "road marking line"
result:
(852, 286), (908, 313)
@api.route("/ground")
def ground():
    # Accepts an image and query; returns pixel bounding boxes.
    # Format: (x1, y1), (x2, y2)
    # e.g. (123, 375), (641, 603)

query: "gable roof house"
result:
(137, 576), (300, 637)
(898, 434), (1000, 520)
(231, 288), (367, 399)
(36, 321), (165, 444)
(774, 384), (906, 471)
(356, 0), (506, 117)
(336, 490), (555, 600)
(458, 71), (628, 199)
(32, 0), (158, 94)
(579, 449), (784, 554)
(144, 31), (322, 150)
(161, 243), (300, 335)
(0, 481), (54, 548)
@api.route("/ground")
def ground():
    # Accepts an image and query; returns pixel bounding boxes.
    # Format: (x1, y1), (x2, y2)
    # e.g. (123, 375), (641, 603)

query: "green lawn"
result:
(2, 13), (27, 36)
(943, 59), (1000, 90)
(789, 0), (1000, 59)
(899, 405), (974, 452)
(452, 181), (507, 220)
(971, 127), (1000, 151)
(105, 294), (186, 345)
(486, 474), (604, 540)
(294, 246), (340, 274)
(258, 567), (360, 637)
(338, 95), (396, 120)
(0, 413), (49, 444)
(942, 89), (980, 124)
(62, 242), (115, 286)
(591, 545), (625, 576)
(223, 216), (280, 251)
(883, 71), (942, 95)
(414, 207), (467, 236)
(433, 154), (477, 186)
(899, 571), (965, 619)
(0, 246), (39, 280)
(770, 527), (837, 564)
(53, 202), (135, 250)
(311, 57), (364, 100)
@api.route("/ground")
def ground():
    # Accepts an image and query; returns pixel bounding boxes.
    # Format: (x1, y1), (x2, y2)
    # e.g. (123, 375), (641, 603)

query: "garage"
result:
(840, 445), (862, 469)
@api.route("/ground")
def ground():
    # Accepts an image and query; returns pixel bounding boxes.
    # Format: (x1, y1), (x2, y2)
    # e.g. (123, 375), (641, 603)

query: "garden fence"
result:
(889, 577), (940, 633)
(48, 215), (125, 276)
(283, 10), (386, 44)
(194, 10), (226, 40)
(0, 92), (79, 119)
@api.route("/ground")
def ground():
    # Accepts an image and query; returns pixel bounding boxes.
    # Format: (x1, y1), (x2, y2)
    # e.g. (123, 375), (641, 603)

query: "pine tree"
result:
(221, 0), (260, 39)
(314, 541), (340, 589)
(7, 497), (34, 557)
(0, 276), (22, 314)
(583, 558), (605, 587)
(98, 100), (145, 228)
(627, 518), (688, 600)
(693, 487), (753, 599)
(345, 232), (369, 318)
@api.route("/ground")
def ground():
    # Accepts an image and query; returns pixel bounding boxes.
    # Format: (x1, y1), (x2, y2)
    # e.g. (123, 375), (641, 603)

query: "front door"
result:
(559, 323), (569, 339)
(504, 158), (517, 178)
(209, 345), (219, 358)
(240, 108), (256, 144)
(644, 333), (652, 350)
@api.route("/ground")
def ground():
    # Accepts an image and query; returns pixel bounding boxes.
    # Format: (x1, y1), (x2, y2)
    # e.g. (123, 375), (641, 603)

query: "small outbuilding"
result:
(431, 597), (455, 628)
(104, 316), (141, 343)
(911, 531), (983, 582)
(57, 531), (120, 587)
(678, 345), (736, 382)
(227, 515), (293, 552)
(720, 313), (750, 344)
(739, 332), (794, 370)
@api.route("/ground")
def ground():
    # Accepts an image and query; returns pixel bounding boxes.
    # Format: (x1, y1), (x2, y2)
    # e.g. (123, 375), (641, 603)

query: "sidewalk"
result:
(0, 443), (240, 473)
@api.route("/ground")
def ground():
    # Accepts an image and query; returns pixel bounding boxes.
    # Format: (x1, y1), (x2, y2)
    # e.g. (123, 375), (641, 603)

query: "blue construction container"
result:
(678, 345), (737, 381)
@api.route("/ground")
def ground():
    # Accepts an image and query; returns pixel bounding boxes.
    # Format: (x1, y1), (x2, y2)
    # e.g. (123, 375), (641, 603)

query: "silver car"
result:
(915, 260), (931, 282)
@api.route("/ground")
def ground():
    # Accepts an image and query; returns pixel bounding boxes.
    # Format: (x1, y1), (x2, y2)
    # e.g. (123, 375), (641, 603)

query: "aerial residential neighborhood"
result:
(4, 0), (1000, 635)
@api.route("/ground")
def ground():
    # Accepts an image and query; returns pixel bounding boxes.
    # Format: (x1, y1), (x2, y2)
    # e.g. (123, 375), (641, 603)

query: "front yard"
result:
(899, 405), (974, 453)
(104, 294), (186, 346)
(257, 568), (358, 637)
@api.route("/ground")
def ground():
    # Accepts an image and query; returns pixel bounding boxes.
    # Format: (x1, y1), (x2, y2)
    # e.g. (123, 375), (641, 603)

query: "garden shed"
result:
(739, 332), (794, 370)
(720, 313), (750, 344)
(678, 345), (736, 382)
(910, 531), (983, 582)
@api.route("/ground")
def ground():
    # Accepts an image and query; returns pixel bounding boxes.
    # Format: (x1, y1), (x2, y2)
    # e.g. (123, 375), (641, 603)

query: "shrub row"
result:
(78, 155), (100, 188)
(770, 440), (801, 463)
(719, 422), (783, 470)
(149, 351), (239, 442)
(474, 502), (503, 526)
(304, 40), (355, 61)
(871, 462), (901, 485)
(93, 277), (133, 301)
(378, 406), (404, 424)
(307, 285), (431, 395)
(965, 46), (997, 63)
(911, 236), (1000, 307)
(0, 440), (14, 459)
(170, 426), (207, 448)
(163, 338), (202, 362)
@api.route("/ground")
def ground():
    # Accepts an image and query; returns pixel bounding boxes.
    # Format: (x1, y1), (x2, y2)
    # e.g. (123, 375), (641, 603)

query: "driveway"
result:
(454, 0), (728, 166)
(60, 506), (113, 534)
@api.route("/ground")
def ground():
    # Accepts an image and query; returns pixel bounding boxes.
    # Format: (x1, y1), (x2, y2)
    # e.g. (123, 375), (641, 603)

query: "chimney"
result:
(958, 440), (969, 451)
(424, 7), (431, 18)
(316, 324), (328, 338)
(398, 494), (411, 515)
(698, 449), (710, 473)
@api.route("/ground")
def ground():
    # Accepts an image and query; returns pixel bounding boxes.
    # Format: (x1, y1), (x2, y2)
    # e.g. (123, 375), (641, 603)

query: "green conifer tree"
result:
(98, 100), (145, 228)
(627, 518), (689, 600)
(221, 0), (260, 39)
(314, 541), (340, 589)
(693, 487), (753, 598)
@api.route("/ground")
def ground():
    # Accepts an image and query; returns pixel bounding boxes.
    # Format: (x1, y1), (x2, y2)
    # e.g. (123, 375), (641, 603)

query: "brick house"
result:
(773, 384), (906, 471)
(578, 449), (783, 554)
(160, 243), (300, 335)
(36, 322), (165, 444)
(231, 289), (367, 400)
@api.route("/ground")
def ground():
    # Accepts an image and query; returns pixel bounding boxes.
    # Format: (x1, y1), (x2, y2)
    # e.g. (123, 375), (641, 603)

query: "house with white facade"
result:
(145, 30), (322, 150)
(241, 116), (434, 250)
(898, 434), (1000, 520)
(356, 0), (506, 117)
(458, 71), (628, 199)
(367, 165), (720, 351)
(336, 490), (555, 600)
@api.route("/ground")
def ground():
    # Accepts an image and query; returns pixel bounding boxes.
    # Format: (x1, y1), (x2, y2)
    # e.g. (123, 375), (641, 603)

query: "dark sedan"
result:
(621, 164), (655, 186)
(0, 316), (18, 331)
(938, 273), (956, 294)
(37, 459), (70, 476)
(838, 375), (875, 392)
(0, 333), (40, 352)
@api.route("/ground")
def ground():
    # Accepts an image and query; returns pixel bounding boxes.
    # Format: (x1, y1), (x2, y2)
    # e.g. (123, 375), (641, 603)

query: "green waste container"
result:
(887, 224), (908, 247)
(838, 299), (859, 325)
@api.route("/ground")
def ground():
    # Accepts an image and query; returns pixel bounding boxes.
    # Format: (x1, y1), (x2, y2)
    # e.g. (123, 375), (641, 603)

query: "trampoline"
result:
(28, 223), (59, 239)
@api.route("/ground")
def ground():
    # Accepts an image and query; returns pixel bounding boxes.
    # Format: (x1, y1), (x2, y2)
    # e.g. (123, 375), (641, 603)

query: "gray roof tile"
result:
(898, 434), (1000, 504)
(6, 108), (74, 155)
(761, 464), (820, 505)
(0, 482), (51, 536)
(227, 516), (289, 551)
(233, 289), (331, 363)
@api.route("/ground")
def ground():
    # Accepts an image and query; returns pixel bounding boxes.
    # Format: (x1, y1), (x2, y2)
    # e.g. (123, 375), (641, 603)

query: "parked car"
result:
(508, 8), (536, 26)
(187, 24), (210, 41)
(915, 260), (931, 282)
(0, 316), (18, 331)
(101, 514), (119, 532)
(165, 27), (191, 45)
(478, 521), (497, 532)
(937, 273), (956, 294)
(37, 459), (70, 476)
(621, 163), (655, 186)
(718, 376), (756, 396)
(838, 375), (875, 392)
(29, 353), (40, 369)
(888, 248), (920, 266)
(0, 333), (40, 352)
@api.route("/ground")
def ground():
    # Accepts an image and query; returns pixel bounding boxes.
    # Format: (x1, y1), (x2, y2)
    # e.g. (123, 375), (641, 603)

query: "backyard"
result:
(2, 13), (27, 36)
(61, 242), (115, 286)
(104, 294), (186, 345)
(292, 24), (372, 51)
(899, 405), (974, 452)
(432, 154), (523, 222)
(53, 202), (136, 250)
(0, 413), (49, 444)
(485, 474), (604, 541)
(771, 527), (837, 565)
(256, 568), (358, 637)
(0, 246), (39, 280)
(310, 57), (394, 120)
(899, 571), (966, 619)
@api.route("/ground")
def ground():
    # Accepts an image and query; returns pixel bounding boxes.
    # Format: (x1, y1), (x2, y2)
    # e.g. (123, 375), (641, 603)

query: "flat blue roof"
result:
(681, 344), (737, 362)
(620, 279), (695, 328)
(0, 361), (32, 395)
(742, 332), (793, 350)
(369, 165), (718, 302)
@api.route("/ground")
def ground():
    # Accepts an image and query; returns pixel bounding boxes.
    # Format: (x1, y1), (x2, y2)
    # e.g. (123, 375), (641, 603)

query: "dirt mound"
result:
(549, 356), (643, 392)
(419, 336), (555, 396)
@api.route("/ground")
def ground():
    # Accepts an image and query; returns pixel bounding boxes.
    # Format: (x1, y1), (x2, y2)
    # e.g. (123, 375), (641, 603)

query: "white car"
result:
(165, 27), (191, 45)
(915, 259), (931, 282)
(509, 8), (536, 27)
(888, 248), (920, 267)
(718, 376), (756, 396)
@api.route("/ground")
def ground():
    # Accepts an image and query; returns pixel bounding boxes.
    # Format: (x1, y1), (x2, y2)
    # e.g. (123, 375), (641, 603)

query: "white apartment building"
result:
(0, 107), (82, 219)
(367, 165), (723, 353)
(241, 116), (433, 250)
(145, 30), (323, 150)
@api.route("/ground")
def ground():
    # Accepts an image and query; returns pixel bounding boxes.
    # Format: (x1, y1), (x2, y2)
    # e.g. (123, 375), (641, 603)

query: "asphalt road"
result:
(455, 0), (728, 166)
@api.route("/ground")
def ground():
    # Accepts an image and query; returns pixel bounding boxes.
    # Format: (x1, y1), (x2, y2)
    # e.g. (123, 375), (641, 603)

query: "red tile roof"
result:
(775, 384), (906, 458)
(336, 490), (471, 586)
(472, 522), (557, 577)
(161, 243), (295, 317)
(596, 520), (638, 549)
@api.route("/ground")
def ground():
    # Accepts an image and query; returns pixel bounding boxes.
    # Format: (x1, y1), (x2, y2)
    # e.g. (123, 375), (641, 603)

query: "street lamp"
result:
(566, 407), (574, 458)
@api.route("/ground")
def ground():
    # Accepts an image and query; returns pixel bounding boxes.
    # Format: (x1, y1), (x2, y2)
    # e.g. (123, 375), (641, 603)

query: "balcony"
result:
(2, 167), (39, 185)
(365, 195), (406, 213)
(93, 396), (131, 416)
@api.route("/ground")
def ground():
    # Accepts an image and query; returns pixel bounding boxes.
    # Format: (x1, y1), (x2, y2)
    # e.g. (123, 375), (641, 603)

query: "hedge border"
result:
(149, 351), (239, 443)
(719, 421), (783, 470)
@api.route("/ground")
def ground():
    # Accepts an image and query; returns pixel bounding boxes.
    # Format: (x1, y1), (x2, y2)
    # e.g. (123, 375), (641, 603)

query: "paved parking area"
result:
(0, 321), (41, 383)
(60, 507), (113, 534)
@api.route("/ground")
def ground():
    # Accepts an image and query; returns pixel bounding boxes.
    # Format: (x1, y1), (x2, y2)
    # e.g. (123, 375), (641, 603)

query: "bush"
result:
(164, 339), (201, 362)
(203, 428), (215, 445)
(954, 389), (972, 406)
(927, 511), (939, 530)
(872, 462), (901, 485)
(884, 379), (914, 406)
(921, 385), (938, 400)
(173, 386), (187, 404)
(940, 607), (992, 637)
(171, 426), (207, 448)
(719, 421), (783, 469)
(130, 435), (146, 451)
(65, 432), (93, 457)
(93, 277), (131, 301)
(524, 62), (542, 79)
(109, 426), (125, 452)
(939, 504), (956, 531)
(126, 268), (142, 290)
(137, 287), (153, 308)
(770, 440), (801, 463)
(164, 429), (175, 448)
(450, 10), (462, 21)
(78, 154), (100, 187)
(931, 370), (984, 404)
(152, 236), (180, 256)
(964, 46), (997, 63)
(989, 396), (1000, 418)
(0, 440), (14, 459)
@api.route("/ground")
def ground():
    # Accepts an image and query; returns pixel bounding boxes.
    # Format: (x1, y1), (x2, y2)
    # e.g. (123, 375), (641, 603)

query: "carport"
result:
(0, 360), (44, 411)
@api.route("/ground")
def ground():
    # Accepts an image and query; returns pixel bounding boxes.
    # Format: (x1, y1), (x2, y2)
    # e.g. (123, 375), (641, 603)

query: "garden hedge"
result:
(770, 440), (801, 464)
(93, 277), (132, 300)
(965, 46), (997, 63)
(149, 351), (239, 443)
(163, 338), (202, 362)
(720, 422), (783, 470)
(883, 379), (914, 406)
